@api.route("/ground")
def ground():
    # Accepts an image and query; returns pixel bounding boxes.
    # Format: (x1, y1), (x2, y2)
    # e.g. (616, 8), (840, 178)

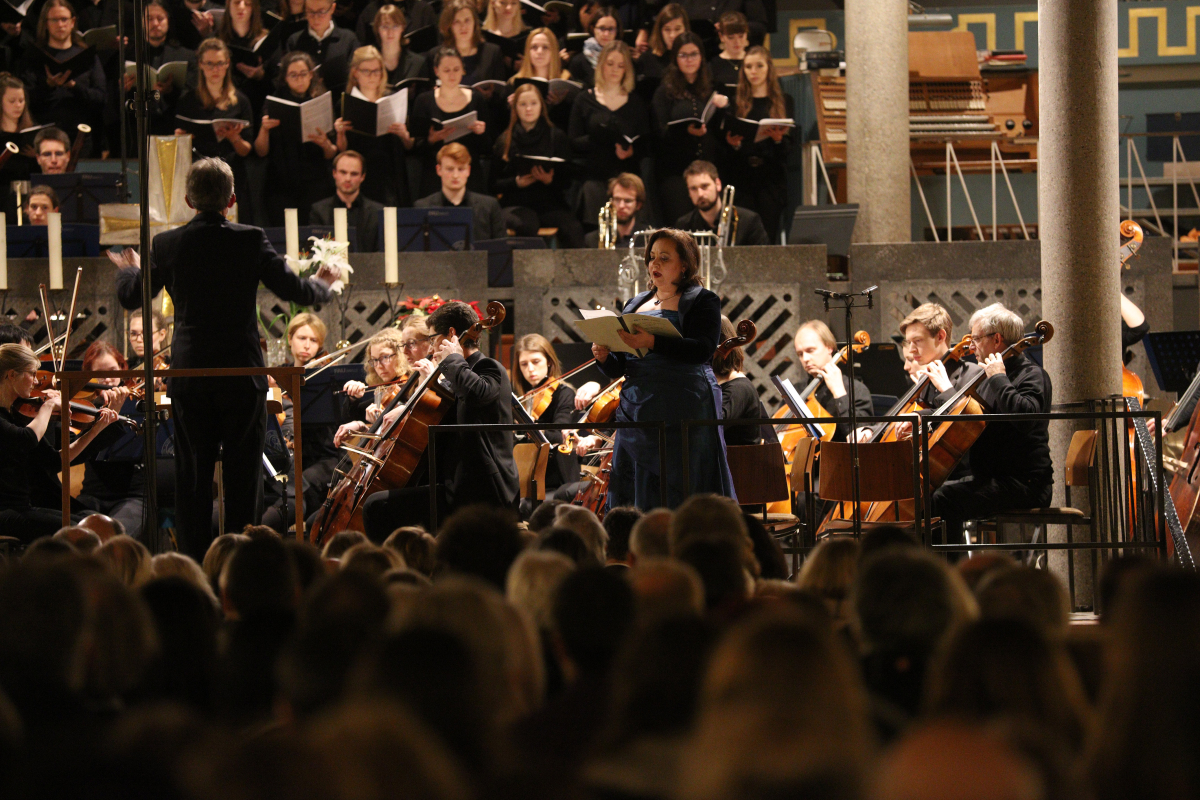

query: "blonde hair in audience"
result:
(593, 41), (635, 94)
(195, 39), (240, 109)
(506, 549), (575, 631)
(97, 535), (154, 588)
(151, 552), (220, 605)
(510, 27), (562, 80)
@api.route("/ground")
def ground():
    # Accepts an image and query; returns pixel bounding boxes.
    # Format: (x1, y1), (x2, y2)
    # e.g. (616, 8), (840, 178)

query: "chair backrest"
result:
(789, 436), (819, 491)
(726, 442), (791, 505)
(818, 440), (916, 503)
(1064, 429), (1098, 487)
(514, 443), (551, 501)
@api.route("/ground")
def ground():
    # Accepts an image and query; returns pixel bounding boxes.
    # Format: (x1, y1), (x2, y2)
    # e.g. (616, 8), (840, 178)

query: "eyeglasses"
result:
(128, 331), (157, 340)
(677, 50), (702, 60)
(400, 336), (431, 350)
(594, 24), (617, 32)
(367, 352), (397, 366)
(306, 6), (333, 16)
(286, 70), (311, 79)
(358, 67), (383, 76)
(968, 333), (996, 344)
(200, 60), (229, 69)
(47, 14), (73, 23)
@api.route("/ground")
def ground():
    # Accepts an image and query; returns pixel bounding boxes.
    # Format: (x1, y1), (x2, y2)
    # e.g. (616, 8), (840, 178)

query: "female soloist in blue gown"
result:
(595, 229), (736, 510)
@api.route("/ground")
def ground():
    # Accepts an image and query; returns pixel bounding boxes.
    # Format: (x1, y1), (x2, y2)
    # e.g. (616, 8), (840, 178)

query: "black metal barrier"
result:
(426, 420), (669, 530)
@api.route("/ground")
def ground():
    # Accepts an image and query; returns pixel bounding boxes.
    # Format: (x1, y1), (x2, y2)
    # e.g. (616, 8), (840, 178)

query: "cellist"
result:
(793, 320), (872, 442)
(358, 301), (520, 540)
(853, 303), (981, 446)
(931, 303), (1053, 546)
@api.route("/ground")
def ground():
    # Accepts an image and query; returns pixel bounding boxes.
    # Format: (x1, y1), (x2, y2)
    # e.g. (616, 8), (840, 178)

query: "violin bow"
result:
(38, 284), (59, 372)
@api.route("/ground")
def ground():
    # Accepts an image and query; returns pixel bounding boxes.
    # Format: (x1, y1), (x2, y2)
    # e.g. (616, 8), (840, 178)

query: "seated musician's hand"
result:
(334, 420), (367, 447)
(95, 407), (118, 430)
(617, 326), (654, 352)
(575, 380), (601, 409)
(365, 404), (381, 423)
(896, 412), (921, 441)
(982, 352), (1006, 379)
(343, 379), (367, 399)
(103, 386), (129, 411)
(576, 434), (601, 456)
(414, 358), (435, 380)
(41, 389), (62, 412)
(591, 344), (610, 364)
(922, 359), (953, 393)
(1146, 417), (1157, 436)
(382, 405), (403, 427)
(435, 334), (463, 362)
(852, 426), (873, 443)
(819, 360), (845, 398)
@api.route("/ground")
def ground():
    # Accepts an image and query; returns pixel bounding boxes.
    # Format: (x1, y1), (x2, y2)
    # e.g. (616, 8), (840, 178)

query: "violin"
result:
(312, 303), (507, 545)
(12, 387), (141, 435)
(523, 377), (561, 421)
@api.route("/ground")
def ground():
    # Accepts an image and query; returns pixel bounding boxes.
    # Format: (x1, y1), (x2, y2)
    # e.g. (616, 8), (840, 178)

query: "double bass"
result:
(311, 302), (506, 545)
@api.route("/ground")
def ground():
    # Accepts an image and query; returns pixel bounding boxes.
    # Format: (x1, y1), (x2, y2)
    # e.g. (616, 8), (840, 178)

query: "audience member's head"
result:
(53, 525), (101, 553)
(383, 527), (436, 576)
(528, 499), (564, 533)
(150, 553), (219, 605)
(506, 549), (575, 631)
(975, 565), (1070, 634)
(202, 533), (249, 593)
(956, 554), (1015, 594)
(628, 557), (706, 621)
(0, 562), (89, 711)
(743, 513), (789, 580)
(241, 524), (282, 540)
(139, 576), (220, 710)
(340, 543), (406, 578)
(859, 525), (919, 560)
(79, 513), (124, 543)
(553, 567), (635, 680)
(602, 506), (641, 564)
(1096, 553), (1156, 620)
(670, 494), (758, 576)
(81, 574), (159, 704)
(796, 537), (860, 625)
(97, 535), (153, 588)
(537, 526), (594, 565)
(629, 508), (672, 560)
(321, 529), (369, 560)
(679, 537), (753, 614)
(434, 505), (524, 590)
(553, 505), (608, 565)
(220, 536), (299, 619)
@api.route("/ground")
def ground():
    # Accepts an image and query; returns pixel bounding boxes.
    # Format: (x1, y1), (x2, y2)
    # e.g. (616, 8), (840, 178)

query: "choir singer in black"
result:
(116, 158), (337, 560)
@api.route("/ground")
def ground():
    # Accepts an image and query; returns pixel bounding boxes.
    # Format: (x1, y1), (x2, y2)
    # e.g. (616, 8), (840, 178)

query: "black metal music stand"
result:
(1143, 330), (1200, 394)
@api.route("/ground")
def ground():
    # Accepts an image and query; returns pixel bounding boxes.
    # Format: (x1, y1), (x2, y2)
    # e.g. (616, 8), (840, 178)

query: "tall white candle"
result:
(333, 207), (348, 244)
(0, 213), (7, 290)
(48, 212), (63, 290)
(284, 208), (299, 260)
(383, 207), (398, 284)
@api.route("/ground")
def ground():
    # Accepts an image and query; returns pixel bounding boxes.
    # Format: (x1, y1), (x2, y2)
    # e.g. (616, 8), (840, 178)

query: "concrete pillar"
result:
(1038, 0), (1120, 605)
(845, 0), (910, 243)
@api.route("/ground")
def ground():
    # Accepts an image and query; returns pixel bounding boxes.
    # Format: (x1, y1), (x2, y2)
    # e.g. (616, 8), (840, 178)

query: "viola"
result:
(12, 387), (141, 435)
(523, 377), (561, 421)
(312, 303), (507, 545)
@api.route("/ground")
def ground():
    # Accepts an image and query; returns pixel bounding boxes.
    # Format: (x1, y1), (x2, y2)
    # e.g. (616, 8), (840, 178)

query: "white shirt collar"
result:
(309, 20), (336, 41)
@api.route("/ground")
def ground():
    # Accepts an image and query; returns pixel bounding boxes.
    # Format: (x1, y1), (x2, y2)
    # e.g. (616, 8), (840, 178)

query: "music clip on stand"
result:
(814, 285), (878, 536)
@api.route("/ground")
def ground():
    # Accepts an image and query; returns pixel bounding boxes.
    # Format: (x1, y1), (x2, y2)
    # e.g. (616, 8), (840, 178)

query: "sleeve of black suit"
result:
(439, 352), (505, 407)
(115, 255), (165, 310)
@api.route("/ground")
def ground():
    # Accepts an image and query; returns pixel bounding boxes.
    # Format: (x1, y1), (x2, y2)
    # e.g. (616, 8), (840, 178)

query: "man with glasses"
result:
(311, 151), (383, 251)
(286, 0), (361, 97)
(930, 302), (1053, 549)
(584, 173), (651, 248)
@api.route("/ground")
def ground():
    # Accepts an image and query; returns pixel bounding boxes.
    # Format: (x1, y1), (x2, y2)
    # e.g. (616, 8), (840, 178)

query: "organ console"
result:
(809, 30), (1039, 216)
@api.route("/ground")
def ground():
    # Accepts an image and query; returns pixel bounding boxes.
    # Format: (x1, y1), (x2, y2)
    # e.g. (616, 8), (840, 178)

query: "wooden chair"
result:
(514, 442), (552, 501)
(972, 430), (1098, 572)
(816, 440), (941, 541)
(727, 442), (803, 574)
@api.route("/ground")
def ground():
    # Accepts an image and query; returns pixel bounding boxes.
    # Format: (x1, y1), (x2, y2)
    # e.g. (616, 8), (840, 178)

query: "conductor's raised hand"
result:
(435, 333), (463, 362)
(617, 326), (654, 352)
(591, 344), (610, 364)
(313, 262), (342, 285)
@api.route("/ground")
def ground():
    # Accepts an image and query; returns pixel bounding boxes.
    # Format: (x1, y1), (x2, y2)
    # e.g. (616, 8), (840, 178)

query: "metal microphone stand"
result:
(815, 285), (878, 536)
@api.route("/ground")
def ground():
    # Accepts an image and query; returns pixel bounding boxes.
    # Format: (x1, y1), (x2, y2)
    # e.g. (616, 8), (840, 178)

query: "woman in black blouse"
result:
(255, 51), (337, 224)
(218, 0), (274, 117)
(0, 344), (119, 542)
(373, 4), (427, 86)
(651, 31), (729, 226)
(408, 46), (490, 196)
(333, 45), (413, 206)
(634, 3), (687, 103)
(438, 0), (506, 86)
(564, 5), (621, 88)
(19, 0), (106, 156)
(174, 39), (256, 215)
(491, 82), (581, 246)
(712, 315), (768, 446)
(0, 74), (37, 217)
(568, 41), (649, 225)
(512, 333), (580, 493)
(722, 46), (793, 242)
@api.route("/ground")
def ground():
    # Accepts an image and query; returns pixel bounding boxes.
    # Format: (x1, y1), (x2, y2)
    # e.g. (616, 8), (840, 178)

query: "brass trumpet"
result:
(597, 199), (615, 249)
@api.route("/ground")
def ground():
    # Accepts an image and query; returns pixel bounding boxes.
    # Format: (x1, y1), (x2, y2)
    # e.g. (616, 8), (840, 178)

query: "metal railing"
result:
(1121, 132), (1200, 271)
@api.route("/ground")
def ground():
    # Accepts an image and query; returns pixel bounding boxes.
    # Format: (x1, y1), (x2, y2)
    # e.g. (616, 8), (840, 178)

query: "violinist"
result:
(359, 301), (519, 539)
(712, 315), (768, 446)
(75, 342), (151, 541)
(127, 309), (169, 371)
(278, 312), (341, 519)
(0, 343), (119, 542)
(853, 303), (981, 444)
(931, 303), (1053, 546)
(512, 333), (580, 492)
(340, 327), (410, 426)
(793, 320), (872, 442)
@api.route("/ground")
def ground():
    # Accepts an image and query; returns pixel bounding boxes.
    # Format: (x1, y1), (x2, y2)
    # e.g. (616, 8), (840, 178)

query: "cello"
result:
(311, 302), (506, 545)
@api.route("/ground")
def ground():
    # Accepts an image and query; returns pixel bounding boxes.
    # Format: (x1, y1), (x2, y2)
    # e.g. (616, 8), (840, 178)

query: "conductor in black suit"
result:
(345, 300), (519, 540)
(310, 151), (384, 252)
(414, 142), (508, 245)
(116, 158), (337, 559)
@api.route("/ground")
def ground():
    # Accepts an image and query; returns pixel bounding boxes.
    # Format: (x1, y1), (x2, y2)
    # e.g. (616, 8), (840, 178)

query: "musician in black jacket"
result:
(414, 142), (508, 243)
(931, 303), (1053, 546)
(360, 301), (519, 540)
(793, 320), (872, 443)
(310, 151), (384, 250)
(674, 160), (769, 246)
(116, 157), (336, 559)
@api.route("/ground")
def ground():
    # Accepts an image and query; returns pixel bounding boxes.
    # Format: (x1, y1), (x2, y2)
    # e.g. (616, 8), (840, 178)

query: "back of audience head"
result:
(202, 533), (249, 592)
(434, 504), (524, 590)
(53, 525), (101, 553)
(974, 565), (1069, 634)
(506, 549), (575, 631)
(150, 552), (219, 605)
(744, 514), (789, 580)
(139, 576), (220, 710)
(220, 535), (299, 619)
(629, 507), (672, 560)
(21, 535), (75, 563)
(859, 525), (918, 560)
(97, 534), (153, 588)
(628, 557), (706, 621)
(0, 562), (89, 709)
(528, 499), (564, 533)
(553, 567), (635, 680)
(602, 505), (641, 565)
(383, 526), (436, 576)
(677, 537), (752, 614)
(1096, 553), (1155, 620)
(321, 529), (369, 560)
(554, 505), (609, 565)
(797, 537), (859, 624)
(82, 574), (159, 704)
(680, 607), (871, 800)
(537, 525), (593, 565)
(285, 539), (326, 592)
(340, 542), (406, 577)
(670, 494), (759, 577)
